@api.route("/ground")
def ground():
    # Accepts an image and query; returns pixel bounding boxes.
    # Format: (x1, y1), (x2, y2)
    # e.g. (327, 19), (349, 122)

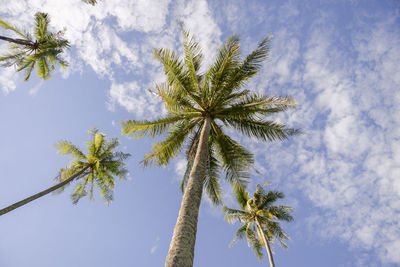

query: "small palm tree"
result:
(223, 184), (293, 267)
(121, 27), (298, 267)
(0, 128), (130, 217)
(0, 12), (70, 81)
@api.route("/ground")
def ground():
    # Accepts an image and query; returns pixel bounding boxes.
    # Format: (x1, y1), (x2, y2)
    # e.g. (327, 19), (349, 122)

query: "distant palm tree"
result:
(0, 128), (130, 217)
(121, 27), (298, 267)
(0, 12), (69, 81)
(223, 184), (293, 267)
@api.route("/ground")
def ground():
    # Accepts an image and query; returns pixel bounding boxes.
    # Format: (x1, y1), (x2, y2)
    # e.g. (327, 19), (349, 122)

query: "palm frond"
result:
(0, 18), (30, 39)
(55, 140), (86, 160)
(203, 146), (222, 205)
(34, 12), (49, 41)
(153, 47), (202, 107)
(21, 60), (35, 81)
(225, 117), (299, 142)
(180, 159), (192, 193)
(152, 82), (200, 115)
(229, 224), (247, 247)
(142, 119), (199, 166)
(206, 35), (241, 104)
(216, 94), (296, 118)
(246, 223), (264, 260)
(212, 122), (253, 188)
(71, 176), (90, 204)
(268, 205), (294, 222)
(220, 35), (272, 97)
(36, 55), (51, 80)
(261, 190), (285, 208)
(181, 24), (203, 93)
(121, 115), (187, 139)
(0, 50), (26, 67)
(222, 207), (248, 224)
(234, 186), (249, 210)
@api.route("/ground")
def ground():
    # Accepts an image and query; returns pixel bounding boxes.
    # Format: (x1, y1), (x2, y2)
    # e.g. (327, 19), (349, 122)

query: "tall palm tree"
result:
(0, 128), (130, 217)
(121, 29), (298, 267)
(0, 12), (70, 81)
(223, 184), (294, 267)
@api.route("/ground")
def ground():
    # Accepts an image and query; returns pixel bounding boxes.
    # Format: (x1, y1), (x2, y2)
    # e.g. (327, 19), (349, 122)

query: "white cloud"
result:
(150, 245), (158, 255)
(174, 158), (187, 178)
(0, 0), (222, 115)
(209, 4), (400, 265)
(248, 10), (400, 265)
(108, 81), (161, 117)
(177, 0), (222, 69)
(150, 236), (160, 254)
(0, 67), (18, 94)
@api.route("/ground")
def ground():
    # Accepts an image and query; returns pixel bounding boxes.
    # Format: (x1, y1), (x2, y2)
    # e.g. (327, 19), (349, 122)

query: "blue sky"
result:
(1, 0), (399, 266)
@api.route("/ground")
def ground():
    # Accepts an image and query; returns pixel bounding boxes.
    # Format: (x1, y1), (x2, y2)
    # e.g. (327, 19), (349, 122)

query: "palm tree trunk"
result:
(255, 217), (276, 267)
(0, 35), (33, 46)
(0, 166), (89, 216)
(165, 117), (211, 267)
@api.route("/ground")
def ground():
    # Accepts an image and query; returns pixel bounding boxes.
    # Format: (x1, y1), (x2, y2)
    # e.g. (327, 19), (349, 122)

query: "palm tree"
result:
(121, 28), (298, 267)
(223, 184), (294, 267)
(0, 12), (70, 81)
(0, 128), (130, 217)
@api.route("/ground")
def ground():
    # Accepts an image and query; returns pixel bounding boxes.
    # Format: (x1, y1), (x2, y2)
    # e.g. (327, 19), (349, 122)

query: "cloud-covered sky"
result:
(1, 0), (399, 266)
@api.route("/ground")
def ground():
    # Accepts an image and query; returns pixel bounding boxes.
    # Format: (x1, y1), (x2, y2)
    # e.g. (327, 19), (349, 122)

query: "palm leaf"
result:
(206, 35), (241, 104)
(212, 122), (253, 188)
(0, 18), (30, 39)
(55, 140), (86, 160)
(219, 35), (272, 98)
(142, 119), (199, 166)
(34, 12), (49, 41)
(203, 146), (222, 205)
(234, 186), (249, 210)
(153, 47), (202, 107)
(121, 115), (187, 139)
(181, 24), (203, 93)
(229, 224), (247, 247)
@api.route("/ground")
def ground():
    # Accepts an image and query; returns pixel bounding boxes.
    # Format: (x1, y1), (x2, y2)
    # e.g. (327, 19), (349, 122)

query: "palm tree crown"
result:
(223, 184), (293, 266)
(55, 128), (130, 205)
(0, 128), (130, 217)
(0, 12), (70, 81)
(121, 29), (298, 203)
(121, 28), (298, 267)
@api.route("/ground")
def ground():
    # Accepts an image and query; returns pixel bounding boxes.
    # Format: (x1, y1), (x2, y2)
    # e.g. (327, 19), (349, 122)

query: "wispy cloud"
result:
(241, 7), (400, 265)
(150, 236), (160, 255)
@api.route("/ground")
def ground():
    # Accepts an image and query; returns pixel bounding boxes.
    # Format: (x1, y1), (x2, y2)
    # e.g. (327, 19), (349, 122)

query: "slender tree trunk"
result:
(165, 117), (211, 267)
(255, 217), (276, 267)
(0, 166), (89, 216)
(0, 35), (33, 46)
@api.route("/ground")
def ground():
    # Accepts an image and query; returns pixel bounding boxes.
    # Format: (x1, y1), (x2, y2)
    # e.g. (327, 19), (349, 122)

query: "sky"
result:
(0, 0), (399, 266)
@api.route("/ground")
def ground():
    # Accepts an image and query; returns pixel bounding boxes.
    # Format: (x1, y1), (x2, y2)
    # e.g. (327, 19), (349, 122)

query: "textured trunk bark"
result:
(0, 166), (89, 216)
(0, 35), (33, 46)
(255, 217), (276, 267)
(165, 117), (211, 267)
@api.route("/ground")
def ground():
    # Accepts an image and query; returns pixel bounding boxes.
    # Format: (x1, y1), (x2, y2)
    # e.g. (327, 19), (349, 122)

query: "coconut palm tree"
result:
(0, 128), (130, 217)
(223, 184), (293, 267)
(0, 12), (70, 81)
(121, 28), (298, 267)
